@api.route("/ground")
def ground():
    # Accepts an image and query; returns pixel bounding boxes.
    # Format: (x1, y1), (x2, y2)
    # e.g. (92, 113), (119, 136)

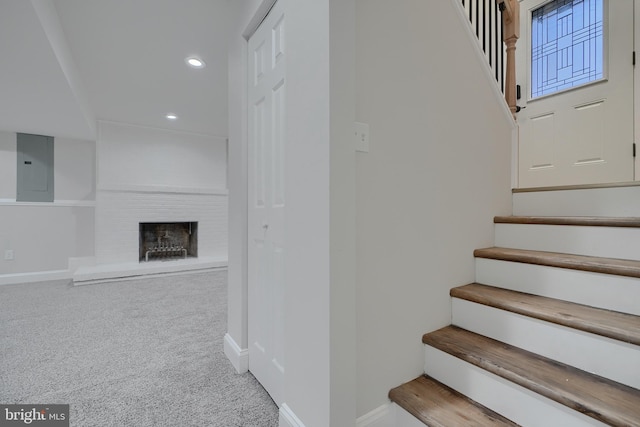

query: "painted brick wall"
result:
(95, 189), (227, 265)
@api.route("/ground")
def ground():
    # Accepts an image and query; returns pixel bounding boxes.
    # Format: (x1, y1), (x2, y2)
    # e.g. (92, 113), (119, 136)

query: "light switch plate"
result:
(5, 250), (14, 261)
(355, 122), (370, 153)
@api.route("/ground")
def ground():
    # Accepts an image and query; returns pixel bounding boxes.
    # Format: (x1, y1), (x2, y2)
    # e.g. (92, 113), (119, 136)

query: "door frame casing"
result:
(635, 0), (639, 180)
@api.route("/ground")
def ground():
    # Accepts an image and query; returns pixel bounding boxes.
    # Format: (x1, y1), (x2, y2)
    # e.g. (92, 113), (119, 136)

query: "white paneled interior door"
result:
(247, 0), (286, 406)
(517, 0), (634, 188)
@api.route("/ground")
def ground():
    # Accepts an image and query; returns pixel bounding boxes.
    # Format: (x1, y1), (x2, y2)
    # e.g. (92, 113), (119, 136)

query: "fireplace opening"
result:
(139, 222), (198, 262)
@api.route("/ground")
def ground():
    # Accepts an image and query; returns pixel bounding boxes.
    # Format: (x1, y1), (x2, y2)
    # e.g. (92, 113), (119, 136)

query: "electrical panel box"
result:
(16, 133), (54, 202)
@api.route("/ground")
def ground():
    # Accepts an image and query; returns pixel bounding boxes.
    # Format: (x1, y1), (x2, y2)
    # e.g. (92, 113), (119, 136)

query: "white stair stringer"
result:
(423, 345), (608, 427)
(475, 258), (640, 316)
(452, 298), (640, 389)
(494, 223), (640, 261)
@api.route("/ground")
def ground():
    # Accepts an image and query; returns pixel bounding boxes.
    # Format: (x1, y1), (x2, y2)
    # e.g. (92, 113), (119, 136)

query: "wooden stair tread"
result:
(389, 375), (520, 427)
(474, 247), (640, 279)
(494, 216), (640, 227)
(451, 283), (640, 345)
(423, 326), (640, 427)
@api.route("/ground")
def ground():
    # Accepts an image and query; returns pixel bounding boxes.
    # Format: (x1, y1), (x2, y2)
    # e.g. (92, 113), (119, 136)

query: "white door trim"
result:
(242, 0), (278, 40)
(635, 0), (639, 180)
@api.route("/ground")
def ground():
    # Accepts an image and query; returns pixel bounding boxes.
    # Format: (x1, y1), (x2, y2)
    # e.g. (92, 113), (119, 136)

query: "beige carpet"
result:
(0, 270), (278, 427)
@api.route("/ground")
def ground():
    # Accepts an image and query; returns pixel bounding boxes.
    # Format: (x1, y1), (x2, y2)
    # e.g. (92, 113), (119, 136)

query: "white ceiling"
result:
(0, 0), (230, 141)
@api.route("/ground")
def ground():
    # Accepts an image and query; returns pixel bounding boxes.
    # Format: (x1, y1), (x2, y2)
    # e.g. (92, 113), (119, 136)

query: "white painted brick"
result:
(95, 190), (227, 265)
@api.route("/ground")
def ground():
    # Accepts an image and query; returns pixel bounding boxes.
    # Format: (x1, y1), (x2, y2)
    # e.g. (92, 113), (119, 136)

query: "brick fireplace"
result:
(71, 121), (228, 284)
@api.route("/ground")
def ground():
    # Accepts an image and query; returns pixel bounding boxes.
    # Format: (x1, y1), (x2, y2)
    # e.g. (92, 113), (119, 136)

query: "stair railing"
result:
(461, 0), (519, 118)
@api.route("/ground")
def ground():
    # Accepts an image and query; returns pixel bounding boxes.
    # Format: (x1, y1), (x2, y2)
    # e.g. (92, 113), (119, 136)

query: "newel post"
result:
(501, 0), (520, 119)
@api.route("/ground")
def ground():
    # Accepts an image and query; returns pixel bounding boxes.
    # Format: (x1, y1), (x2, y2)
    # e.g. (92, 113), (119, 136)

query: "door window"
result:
(531, 0), (604, 98)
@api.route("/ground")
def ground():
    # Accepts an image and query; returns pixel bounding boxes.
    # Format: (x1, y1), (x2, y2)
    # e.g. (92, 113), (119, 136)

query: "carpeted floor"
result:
(0, 270), (279, 427)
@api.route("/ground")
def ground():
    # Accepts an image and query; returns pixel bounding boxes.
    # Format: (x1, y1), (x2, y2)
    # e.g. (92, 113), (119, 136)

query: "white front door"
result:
(247, 0), (286, 406)
(517, 0), (634, 188)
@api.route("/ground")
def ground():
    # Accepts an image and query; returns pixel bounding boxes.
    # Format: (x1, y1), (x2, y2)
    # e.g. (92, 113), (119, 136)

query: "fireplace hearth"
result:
(139, 222), (198, 262)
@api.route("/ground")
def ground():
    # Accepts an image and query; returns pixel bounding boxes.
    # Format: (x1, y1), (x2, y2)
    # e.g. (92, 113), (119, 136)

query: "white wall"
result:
(97, 121), (226, 190)
(355, 0), (513, 418)
(0, 130), (95, 275)
(329, 0), (357, 424)
(55, 137), (96, 201)
(94, 121), (227, 265)
(227, 0), (357, 425)
(0, 131), (17, 199)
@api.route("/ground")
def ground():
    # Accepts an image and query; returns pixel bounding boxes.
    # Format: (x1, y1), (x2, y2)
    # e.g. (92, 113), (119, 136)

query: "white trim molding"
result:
(224, 333), (249, 374)
(242, 0), (278, 40)
(0, 199), (96, 207)
(0, 270), (71, 286)
(279, 404), (305, 427)
(356, 402), (395, 427)
(97, 184), (228, 196)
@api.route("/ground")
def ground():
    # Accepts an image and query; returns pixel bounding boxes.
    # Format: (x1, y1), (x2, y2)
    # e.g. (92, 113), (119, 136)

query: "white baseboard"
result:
(224, 333), (249, 374)
(279, 404), (305, 427)
(0, 270), (71, 286)
(277, 403), (392, 427)
(357, 402), (395, 427)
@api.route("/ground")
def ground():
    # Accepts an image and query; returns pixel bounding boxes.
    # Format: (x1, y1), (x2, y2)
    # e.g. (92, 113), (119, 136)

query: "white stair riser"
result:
(513, 186), (640, 217)
(452, 299), (640, 389)
(476, 258), (640, 316)
(394, 405), (426, 427)
(495, 223), (640, 261)
(424, 346), (608, 427)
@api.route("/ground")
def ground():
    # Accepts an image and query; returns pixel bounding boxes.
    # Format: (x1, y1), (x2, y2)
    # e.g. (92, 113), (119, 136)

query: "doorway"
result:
(516, 0), (635, 188)
(247, 0), (286, 406)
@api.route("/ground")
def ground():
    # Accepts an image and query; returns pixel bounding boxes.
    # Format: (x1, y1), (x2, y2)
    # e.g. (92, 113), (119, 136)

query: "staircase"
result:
(390, 188), (640, 426)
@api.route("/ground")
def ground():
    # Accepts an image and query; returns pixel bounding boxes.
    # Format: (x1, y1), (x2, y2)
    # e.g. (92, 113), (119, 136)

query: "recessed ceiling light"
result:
(185, 56), (206, 69)
(166, 113), (178, 120)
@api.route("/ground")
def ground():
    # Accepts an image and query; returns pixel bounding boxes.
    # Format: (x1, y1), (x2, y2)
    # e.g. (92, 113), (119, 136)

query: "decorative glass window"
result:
(531, 0), (604, 98)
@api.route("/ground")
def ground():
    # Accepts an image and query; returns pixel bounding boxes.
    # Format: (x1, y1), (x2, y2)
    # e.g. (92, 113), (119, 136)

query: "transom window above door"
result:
(531, 0), (604, 98)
